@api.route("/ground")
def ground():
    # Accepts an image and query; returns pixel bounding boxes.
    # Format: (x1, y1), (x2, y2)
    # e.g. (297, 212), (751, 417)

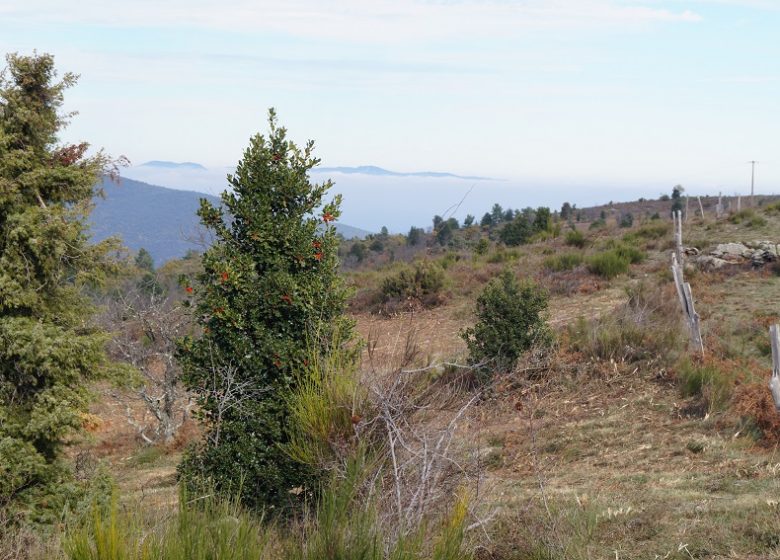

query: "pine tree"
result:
(177, 110), (352, 511)
(0, 53), (123, 522)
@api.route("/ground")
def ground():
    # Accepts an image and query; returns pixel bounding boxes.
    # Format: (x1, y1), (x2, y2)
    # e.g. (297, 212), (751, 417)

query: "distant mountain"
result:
(140, 160), (208, 171)
(314, 165), (495, 181)
(90, 177), (372, 265)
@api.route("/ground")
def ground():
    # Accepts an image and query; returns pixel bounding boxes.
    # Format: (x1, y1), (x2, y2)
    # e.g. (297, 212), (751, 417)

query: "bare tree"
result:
(103, 288), (191, 444)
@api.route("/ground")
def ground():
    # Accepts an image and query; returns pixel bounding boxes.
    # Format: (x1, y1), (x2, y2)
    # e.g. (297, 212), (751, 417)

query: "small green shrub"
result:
(543, 253), (584, 272)
(486, 248), (520, 264)
(564, 230), (587, 248)
(381, 260), (446, 302)
(588, 218), (606, 230)
(764, 201), (780, 214)
(729, 209), (767, 228)
(676, 359), (732, 412)
(461, 270), (551, 379)
(586, 251), (629, 279)
(623, 222), (670, 242)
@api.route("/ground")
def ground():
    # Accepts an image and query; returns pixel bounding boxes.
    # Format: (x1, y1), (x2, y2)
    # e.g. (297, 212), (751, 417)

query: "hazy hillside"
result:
(90, 177), (371, 264)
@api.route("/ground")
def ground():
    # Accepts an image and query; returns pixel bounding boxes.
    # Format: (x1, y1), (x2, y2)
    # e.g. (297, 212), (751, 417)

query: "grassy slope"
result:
(77, 207), (780, 559)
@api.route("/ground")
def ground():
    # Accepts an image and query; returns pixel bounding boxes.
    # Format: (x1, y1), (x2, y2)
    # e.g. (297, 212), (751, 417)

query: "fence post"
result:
(673, 210), (684, 266)
(682, 282), (704, 355)
(697, 196), (705, 218)
(769, 325), (780, 411)
(671, 253), (704, 355)
(737, 195), (741, 213)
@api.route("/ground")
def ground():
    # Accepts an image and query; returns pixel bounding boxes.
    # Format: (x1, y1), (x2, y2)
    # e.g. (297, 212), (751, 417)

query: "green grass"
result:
(543, 253), (583, 272)
(586, 250), (630, 279)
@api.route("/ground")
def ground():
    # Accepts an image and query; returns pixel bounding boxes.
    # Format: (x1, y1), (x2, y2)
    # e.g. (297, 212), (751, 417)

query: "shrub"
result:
(676, 358), (732, 412)
(567, 282), (683, 364)
(486, 248), (520, 264)
(564, 230), (587, 248)
(474, 238), (490, 255)
(177, 110), (353, 512)
(729, 208), (767, 228)
(586, 250), (630, 279)
(588, 218), (606, 230)
(380, 260), (446, 304)
(0, 52), (128, 523)
(623, 222), (669, 242)
(543, 253), (583, 272)
(461, 270), (551, 378)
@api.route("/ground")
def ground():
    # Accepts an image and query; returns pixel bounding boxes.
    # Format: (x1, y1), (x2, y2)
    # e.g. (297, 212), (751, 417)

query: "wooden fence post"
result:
(769, 325), (780, 411)
(697, 196), (705, 218)
(671, 253), (704, 355)
(737, 195), (741, 213)
(673, 210), (684, 266)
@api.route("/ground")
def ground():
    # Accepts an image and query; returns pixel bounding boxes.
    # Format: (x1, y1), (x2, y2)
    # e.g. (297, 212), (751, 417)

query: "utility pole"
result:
(749, 160), (758, 207)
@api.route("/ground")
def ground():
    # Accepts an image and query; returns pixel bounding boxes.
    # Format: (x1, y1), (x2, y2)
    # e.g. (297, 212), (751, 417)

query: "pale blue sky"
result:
(1, 0), (778, 201)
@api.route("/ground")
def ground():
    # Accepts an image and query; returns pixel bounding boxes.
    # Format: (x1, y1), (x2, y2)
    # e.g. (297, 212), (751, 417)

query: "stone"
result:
(697, 255), (729, 271)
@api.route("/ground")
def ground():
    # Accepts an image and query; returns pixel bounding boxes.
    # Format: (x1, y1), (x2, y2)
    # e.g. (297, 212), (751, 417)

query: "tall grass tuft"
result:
(285, 328), (365, 468)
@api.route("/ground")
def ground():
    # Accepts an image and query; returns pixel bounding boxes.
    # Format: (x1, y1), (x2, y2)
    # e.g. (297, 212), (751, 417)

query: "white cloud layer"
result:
(6, 0), (702, 41)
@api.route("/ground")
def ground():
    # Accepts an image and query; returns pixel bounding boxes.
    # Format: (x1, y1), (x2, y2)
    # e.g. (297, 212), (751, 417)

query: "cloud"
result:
(5, 1), (702, 43)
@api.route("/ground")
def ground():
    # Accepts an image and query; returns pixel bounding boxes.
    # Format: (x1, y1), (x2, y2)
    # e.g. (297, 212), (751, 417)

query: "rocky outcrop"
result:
(695, 240), (778, 269)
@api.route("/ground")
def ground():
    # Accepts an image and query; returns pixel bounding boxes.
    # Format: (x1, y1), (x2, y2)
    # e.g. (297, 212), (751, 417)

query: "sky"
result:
(1, 0), (779, 222)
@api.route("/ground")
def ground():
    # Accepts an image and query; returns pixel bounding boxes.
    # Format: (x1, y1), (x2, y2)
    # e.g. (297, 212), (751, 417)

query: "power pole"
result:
(749, 160), (758, 207)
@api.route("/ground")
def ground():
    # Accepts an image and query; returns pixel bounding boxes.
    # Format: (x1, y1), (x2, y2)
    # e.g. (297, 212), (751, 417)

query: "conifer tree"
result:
(178, 110), (352, 511)
(0, 53), (123, 521)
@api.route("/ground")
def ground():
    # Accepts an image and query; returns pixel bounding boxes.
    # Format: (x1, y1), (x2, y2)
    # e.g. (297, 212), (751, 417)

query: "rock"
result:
(697, 255), (729, 271)
(683, 247), (701, 256)
(712, 242), (748, 258)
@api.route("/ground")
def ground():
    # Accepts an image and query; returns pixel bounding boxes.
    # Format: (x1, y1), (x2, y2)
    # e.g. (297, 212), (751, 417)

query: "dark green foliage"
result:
(436, 221), (454, 246)
(586, 250), (632, 278)
(480, 212), (494, 228)
(348, 242), (367, 263)
(134, 248), (155, 272)
(461, 271), (550, 377)
(532, 207), (552, 233)
(369, 237), (384, 252)
(177, 110), (352, 512)
(619, 213), (634, 228)
(463, 214), (475, 227)
(0, 53), (124, 522)
(560, 202), (573, 220)
(381, 260), (445, 303)
(134, 248), (164, 296)
(491, 203), (504, 224)
(474, 238), (489, 255)
(671, 186), (684, 216)
(499, 214), (532, 246)
(564, 229), (586, 248)
(406, 226), (424, 246)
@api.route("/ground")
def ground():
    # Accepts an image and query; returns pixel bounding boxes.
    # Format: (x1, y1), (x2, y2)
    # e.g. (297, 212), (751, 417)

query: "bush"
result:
(676, 358), (732, 412)
(461, 270), (551, 378)
(729, 209), (767, 228)
(177, 111), (352, 512)
(567, 283), (683, 364)
(564, 230), (587, 248)
(586, 251), (630, 279)
(486, 248), (520, 264)
(381, 260), (446, 304)
(623, 222), (669, 242)
(543, 253), (583, 272)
